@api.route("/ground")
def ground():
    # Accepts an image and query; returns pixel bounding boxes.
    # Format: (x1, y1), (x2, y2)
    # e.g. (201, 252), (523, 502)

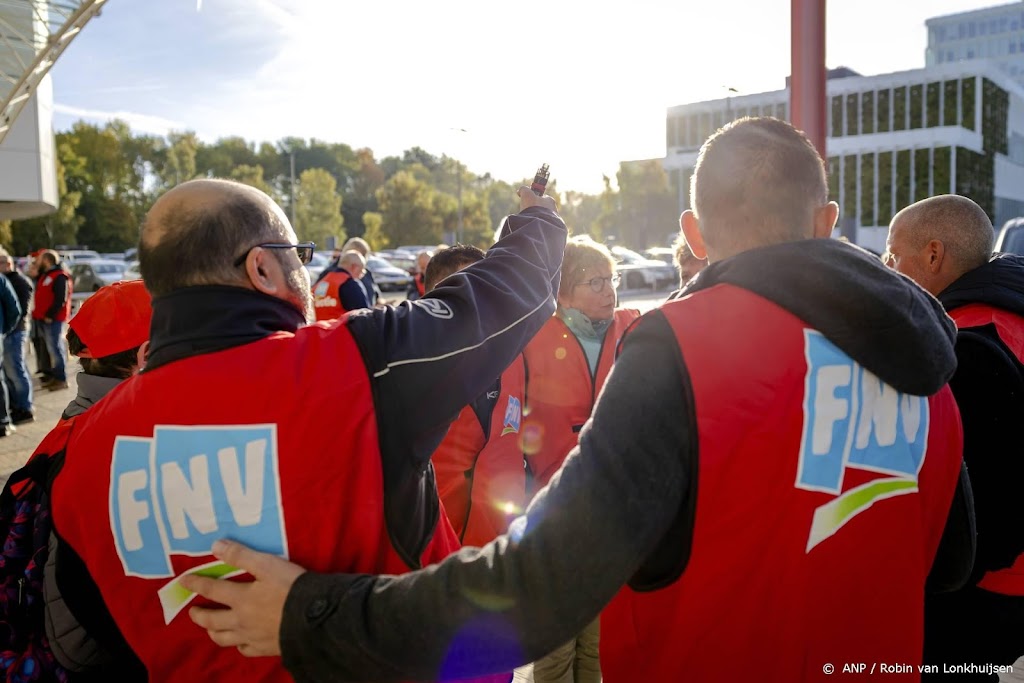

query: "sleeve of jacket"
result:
(0, 275), (20, 334)
(343, 206), (566, 567)
(280, 311), (695, 683)
(926, 461), (976, 593)
(12, 273), (32, 320)
(339, 279), (369, 312)
(45, 273), (68, 320)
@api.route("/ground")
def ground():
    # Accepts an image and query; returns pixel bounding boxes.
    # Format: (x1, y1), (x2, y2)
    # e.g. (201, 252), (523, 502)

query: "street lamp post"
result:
(790, 0), (827, 159)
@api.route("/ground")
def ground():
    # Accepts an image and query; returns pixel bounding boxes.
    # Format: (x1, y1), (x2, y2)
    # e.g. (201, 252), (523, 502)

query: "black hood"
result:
(681, 239), (957, 395)
(938, 252), (1024, 317)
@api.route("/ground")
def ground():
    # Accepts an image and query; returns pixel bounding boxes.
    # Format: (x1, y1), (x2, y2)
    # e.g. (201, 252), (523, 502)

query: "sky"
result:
(48, 0), (1009, 194)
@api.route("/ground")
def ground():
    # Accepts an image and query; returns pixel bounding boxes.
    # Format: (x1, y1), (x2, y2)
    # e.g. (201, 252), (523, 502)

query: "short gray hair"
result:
(893, 194), (994, 273)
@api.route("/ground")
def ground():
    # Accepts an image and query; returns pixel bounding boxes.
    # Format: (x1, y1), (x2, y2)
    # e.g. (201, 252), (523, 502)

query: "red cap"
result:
(69, 280), (153, 359)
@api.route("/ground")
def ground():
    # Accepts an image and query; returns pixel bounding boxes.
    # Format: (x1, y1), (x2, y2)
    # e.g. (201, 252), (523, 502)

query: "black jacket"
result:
(937, 253), (1024, 581)
(4, 270), (32, 332)
(279, 238), (975, 683)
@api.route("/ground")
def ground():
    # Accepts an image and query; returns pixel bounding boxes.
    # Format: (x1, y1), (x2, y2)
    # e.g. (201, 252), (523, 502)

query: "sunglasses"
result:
(574, 274), (621, 293)
(234, 242), (316, 267)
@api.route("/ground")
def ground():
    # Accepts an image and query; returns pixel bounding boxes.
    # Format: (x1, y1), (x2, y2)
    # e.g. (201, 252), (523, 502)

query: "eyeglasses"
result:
(574, 274), (621, 293)
(233, 242), (316, 267)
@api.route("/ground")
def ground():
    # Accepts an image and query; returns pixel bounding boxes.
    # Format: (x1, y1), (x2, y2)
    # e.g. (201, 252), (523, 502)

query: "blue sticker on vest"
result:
(797, 331), (929, 551)
(501, 396), (522, 436)
(110, 424), (288, 579)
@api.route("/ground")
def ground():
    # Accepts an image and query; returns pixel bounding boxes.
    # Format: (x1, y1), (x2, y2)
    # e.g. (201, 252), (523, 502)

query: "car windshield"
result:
(94, 263), (125, 274)
(367, 257), (392, 269)
(611, 246), (645, 264)
(1002, 227), (1024, 256)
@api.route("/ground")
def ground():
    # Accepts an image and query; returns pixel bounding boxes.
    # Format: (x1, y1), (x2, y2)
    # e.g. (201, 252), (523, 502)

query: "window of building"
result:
(981, 20), (988, 35)
(878, 151), (894, 225)
(831, 95), (843, 137)
(688, 114), (699, 147)
(667, 117), (677, 148)
(1013, 20), (1019, 31)
(843, 156), (857, 220)
(862, 92), (875, 135)
(944, 80), (958, 126)
(947, 50), (955, 61)
(1012, 42), (1018, 54)
(962, 77), (976, 130)
(775, 102), (787, 121)
(990, 19), (998, 33)
(894, 86), (908, 131)
(910, 84), (924, 129)
(699, 112), (712, 145)
(914, 149), (931, 202)
(896, 150), (911, 212)
(861, 153), (875, 226)
(1001, 17), (1008, 32)
(877, 89), (891, 133)
(712, 110), (724, 132)
(927, 82), (941, 128)
(846, 93), (859, 136)
(967, 48), (975, 59)
(827, 156), (840, 204)
(933, 147), (951, 195)
(959, 23), (966, 39)
(969, 22), (976, 37)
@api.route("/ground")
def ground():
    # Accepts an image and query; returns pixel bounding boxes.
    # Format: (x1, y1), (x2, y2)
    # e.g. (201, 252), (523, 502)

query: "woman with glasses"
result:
(520, 235), (640, 683)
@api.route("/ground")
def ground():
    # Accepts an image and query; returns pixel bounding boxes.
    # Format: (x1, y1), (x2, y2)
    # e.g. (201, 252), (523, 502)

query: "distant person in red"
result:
(312, 250), (368, 320)
(408, 250), (431, 300)
(31, 249), (72, 391)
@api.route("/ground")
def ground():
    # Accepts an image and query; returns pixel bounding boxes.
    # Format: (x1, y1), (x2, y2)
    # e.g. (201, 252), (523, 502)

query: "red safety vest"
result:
(521, 309), (639, 490)
(601, 284), (964, 682)
(414, 273), (426, 298)
(433, 355), (527, 547)
(950, 302), (1024, 596)
(33, 268), (72, 322)
(312, 270), (351, 321)
(50, 321), (475, 682)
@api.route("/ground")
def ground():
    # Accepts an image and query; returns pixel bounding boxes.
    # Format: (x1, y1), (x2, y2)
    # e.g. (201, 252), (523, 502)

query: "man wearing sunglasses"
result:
(31, 178), (564, 681)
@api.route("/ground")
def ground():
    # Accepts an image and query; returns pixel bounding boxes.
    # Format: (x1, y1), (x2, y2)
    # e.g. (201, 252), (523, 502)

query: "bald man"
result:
(32, 178), (565, 681)
(887, 194), (1024, 677)
(313, 248), (368, 319)
(187, 119), (973, 683)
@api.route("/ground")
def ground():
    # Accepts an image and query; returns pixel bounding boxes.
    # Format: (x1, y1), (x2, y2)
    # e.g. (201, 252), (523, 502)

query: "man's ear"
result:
(134, 340), (150, 375)
(925, 239), (946, 274)
(680, 211), (708, 260)
(813, 201), (839, 239)
(243, 247), (283, 296)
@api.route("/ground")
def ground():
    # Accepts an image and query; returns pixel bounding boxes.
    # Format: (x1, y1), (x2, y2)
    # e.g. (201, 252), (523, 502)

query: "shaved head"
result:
(690, 117), (829, 255)
(886, 195), (994, 296)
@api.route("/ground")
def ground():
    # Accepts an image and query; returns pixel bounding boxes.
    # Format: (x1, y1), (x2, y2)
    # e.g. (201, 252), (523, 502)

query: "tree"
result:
(230, 164), (277, 202)
(77, 195), (138, 252)
(295, 168), (344, 248)
(610, 161), (678, 248)
(375, 170), (442, 246)
(343, 148), (384, 237)
(161, 131), (199, 188)
(361, 211), (389, 250)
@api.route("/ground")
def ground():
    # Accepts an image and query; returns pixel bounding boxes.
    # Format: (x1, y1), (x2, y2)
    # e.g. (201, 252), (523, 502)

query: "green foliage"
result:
(7, 120), (666, 256)
(295, 168), (344, 248)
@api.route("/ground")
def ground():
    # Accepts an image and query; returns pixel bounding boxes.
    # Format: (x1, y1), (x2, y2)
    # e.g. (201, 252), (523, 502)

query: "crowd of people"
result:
(4, 116), (1023, 683)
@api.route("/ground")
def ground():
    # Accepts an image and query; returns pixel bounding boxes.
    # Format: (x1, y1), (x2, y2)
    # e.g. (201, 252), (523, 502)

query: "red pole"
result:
(791, 0), (827, 159)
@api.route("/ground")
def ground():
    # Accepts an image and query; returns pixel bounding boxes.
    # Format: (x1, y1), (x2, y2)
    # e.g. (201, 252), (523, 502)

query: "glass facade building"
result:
(663, 62), (1024, 253)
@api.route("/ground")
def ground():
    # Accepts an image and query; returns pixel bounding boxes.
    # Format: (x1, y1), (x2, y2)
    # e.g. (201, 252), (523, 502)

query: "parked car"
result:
(366, 256), (413, 292)
(643, 247), (676, 266)
(376, 250), (416, 274)
(100, 252), (127, 261)
(611, 246), (677, 290)
(997, 217), (1024, 255)
(59, 249), (101, 263)
(305, 252), (331, 282)
(70, 260), (127, 292)
(122, 261), (142, 281)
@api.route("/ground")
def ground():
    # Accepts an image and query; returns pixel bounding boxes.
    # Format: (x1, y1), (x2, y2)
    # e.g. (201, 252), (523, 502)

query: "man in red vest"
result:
(425, 245), (528, 547)
(31, 249), (72, 391)
(313, 249), (368, 320)
(886, 194), (1024, 679)
(38, 178), (564, 682)
(187, 119), (975, 683)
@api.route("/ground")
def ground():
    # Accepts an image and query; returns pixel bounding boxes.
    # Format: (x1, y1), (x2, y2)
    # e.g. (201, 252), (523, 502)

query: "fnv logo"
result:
(110, 424), (288, 622)
(798, 331), (929, 552)
(501, 396), (522, 436)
